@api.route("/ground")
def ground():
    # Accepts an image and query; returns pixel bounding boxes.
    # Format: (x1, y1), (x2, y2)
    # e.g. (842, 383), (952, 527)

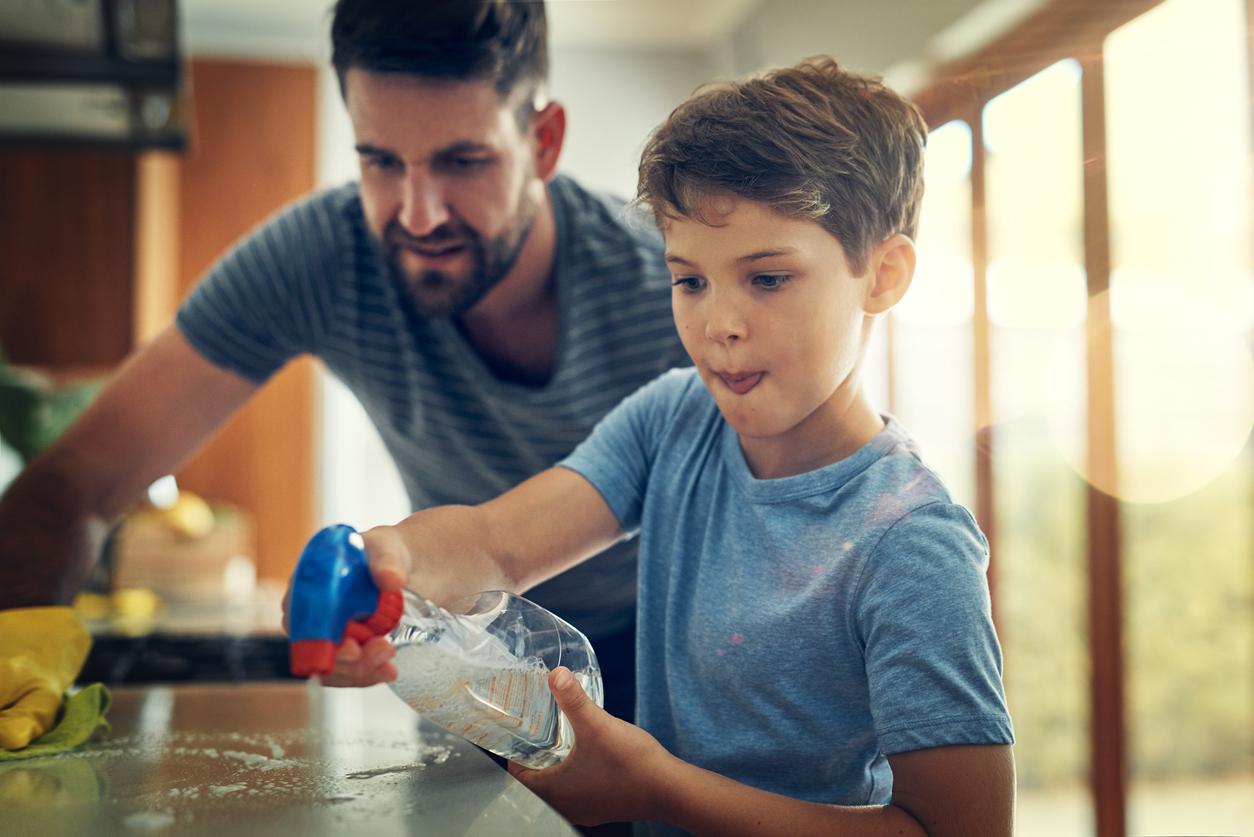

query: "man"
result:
(0, 0), (686, 761)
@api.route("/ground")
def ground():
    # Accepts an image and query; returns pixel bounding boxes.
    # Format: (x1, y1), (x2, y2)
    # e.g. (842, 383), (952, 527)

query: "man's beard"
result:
(378, 190), (538, 319)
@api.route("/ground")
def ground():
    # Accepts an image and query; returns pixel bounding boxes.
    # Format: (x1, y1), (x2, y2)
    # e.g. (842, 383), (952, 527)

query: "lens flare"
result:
(1043, 281), (1254, 503)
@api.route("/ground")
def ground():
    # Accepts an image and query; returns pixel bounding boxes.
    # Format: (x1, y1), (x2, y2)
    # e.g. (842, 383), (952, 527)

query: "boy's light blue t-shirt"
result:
(559, 368), (1013, 816)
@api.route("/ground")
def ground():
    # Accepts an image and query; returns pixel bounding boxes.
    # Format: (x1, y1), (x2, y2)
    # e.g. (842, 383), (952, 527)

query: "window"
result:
(906, 0), (1254, 832)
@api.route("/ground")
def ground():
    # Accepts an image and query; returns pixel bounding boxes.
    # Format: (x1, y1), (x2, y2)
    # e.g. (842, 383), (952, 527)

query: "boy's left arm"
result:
(510, 668), (1015, 837)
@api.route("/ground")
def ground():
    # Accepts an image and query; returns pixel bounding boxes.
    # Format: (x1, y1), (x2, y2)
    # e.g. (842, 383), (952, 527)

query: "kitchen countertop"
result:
(0, 680), (578, 836)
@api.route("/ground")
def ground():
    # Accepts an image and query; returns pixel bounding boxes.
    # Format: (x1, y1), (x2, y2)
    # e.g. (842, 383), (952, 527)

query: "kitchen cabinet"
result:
(0, 57), (319, 584)
(0, 148), (137, 366)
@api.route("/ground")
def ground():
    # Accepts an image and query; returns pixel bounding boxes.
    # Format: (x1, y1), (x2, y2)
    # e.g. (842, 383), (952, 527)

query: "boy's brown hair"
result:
(637, 57), (927, 275)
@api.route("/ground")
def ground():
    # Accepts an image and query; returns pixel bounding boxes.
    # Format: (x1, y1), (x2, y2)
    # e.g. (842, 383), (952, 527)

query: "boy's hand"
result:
(279, 524), (407, 688)
(507, 666), (675, 827)
(359, 525), (412, 595)
(320, 524), (410, 686)
(320, 634), (398, 687)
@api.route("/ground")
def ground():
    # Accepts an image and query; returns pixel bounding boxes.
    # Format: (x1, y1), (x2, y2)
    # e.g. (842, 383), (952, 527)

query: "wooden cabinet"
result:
(0, 150), (137, 366)
(0, 57), (320, 583)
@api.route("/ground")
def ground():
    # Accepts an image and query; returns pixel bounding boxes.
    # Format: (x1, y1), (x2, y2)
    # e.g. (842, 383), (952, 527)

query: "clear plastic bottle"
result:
(384, 588), (603, 769)
(288, 524), (603, 770)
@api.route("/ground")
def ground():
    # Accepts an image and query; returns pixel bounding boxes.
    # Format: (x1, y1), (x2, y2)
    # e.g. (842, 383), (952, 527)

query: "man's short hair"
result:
(331, 0), (548, 107)
(637, 57), (928, 275)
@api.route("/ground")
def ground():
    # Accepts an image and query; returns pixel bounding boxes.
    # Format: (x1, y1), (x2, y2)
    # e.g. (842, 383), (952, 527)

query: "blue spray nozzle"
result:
(288, 524), (403, 677)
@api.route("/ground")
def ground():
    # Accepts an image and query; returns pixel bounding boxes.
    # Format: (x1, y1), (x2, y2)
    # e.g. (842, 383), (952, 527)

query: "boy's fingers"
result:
(322, 637), (397, 687)
(361, 527), (410, 591)
(549, 667), (594, 718)
(335, 637), (363, 664)
(333, 636), (394, 670)
(361, 635), (397, 668)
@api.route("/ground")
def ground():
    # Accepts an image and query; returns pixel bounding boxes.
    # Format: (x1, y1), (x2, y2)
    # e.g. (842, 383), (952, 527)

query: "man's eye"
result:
(364, 156), (401, 172)
(441, 156), (492, 173)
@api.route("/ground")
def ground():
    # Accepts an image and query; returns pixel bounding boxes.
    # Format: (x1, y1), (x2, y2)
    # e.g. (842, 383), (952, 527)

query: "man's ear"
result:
(531, 101), (566, 182)
(864, 233), (916, 315)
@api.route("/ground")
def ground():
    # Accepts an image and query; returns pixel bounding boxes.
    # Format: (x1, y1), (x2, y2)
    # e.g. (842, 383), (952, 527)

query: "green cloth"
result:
(0, 684), (110, 761)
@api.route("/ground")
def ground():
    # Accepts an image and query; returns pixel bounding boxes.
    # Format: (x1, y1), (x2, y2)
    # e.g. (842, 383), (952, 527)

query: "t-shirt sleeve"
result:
(855, 501), (1015, 754)
(175, 192), (343, 383)
(556, 369), (693, 532)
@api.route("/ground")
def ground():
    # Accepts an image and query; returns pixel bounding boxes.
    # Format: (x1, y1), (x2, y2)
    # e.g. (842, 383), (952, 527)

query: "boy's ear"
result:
(864, 233), (916, 315)
(531, 101), (566, 182)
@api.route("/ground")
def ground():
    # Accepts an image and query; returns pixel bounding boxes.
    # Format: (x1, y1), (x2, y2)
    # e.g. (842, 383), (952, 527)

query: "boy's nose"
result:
(704, 293), (747, 344)
(398, 171), (452, 236)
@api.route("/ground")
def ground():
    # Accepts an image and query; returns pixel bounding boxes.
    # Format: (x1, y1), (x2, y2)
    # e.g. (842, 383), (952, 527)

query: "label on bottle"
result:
(466, 668), (549, 739)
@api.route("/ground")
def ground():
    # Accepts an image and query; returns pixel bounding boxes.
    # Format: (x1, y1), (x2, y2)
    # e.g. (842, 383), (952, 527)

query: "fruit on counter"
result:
(72, 592), (111, 621)
(110, 588), (163, 619)
(73, 588), (164, 626)
(127, 491), (216, 538)
(160, 492), (216, 538)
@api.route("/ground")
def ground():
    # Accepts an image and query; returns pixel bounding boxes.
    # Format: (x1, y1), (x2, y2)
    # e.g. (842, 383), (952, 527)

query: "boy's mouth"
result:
(717, 370), (763, 395)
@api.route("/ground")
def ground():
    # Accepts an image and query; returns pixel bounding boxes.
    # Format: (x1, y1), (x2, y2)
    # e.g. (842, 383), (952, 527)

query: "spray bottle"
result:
(287, 524), (603, 769)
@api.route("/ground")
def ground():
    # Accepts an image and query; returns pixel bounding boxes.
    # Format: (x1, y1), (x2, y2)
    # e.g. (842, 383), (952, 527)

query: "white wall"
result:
(548, 45), (722, 200)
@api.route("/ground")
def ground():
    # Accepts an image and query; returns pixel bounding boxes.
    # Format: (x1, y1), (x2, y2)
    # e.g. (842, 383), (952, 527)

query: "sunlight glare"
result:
(987, 258), (1087, 329)
(1044, 282), (1254, 503)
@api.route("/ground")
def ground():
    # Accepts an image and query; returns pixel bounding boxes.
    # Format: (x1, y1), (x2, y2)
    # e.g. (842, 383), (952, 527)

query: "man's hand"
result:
(507, 666), (675, 826)
(0, 607), (92, 750)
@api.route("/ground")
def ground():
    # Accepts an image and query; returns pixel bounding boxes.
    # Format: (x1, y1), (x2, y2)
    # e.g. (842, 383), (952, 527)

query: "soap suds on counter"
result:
(123, 808), (175, 831)
(71, 726), (460, 831)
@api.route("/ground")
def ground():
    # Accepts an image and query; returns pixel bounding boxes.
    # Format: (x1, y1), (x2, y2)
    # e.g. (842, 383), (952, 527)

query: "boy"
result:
(333, 58), (1015, 835)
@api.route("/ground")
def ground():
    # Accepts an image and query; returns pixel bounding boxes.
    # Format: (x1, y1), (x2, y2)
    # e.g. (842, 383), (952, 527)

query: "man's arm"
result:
(512, 669), (1017, 836)
(0, 325), (260, 608)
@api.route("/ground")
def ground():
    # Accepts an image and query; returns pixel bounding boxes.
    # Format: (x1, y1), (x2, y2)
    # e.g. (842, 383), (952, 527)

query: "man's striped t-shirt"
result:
(176, 174), (690, 638)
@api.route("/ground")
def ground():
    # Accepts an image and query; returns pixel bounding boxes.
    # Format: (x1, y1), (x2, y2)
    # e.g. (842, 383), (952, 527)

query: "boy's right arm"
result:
(323, 467), (627, 687)
(379, 467), (629, 603)
(0, 325), (260, 608)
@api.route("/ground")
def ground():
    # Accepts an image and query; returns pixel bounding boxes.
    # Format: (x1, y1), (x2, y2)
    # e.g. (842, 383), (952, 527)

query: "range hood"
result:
(0, 0), (186, 150)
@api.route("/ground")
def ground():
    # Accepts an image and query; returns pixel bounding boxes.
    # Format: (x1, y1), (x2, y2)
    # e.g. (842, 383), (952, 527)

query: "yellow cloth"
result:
(0, 607), (92, 751)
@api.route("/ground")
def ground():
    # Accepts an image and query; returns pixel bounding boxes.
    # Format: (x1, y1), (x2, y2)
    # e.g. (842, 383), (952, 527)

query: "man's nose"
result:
(398, 171), (451, 236)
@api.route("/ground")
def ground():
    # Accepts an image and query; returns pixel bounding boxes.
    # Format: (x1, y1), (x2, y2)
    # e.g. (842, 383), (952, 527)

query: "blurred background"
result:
(1, 0), (1252, 834)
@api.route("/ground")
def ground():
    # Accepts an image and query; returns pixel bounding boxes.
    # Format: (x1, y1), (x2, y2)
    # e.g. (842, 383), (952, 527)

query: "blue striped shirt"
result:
(177, 175), (690, 637)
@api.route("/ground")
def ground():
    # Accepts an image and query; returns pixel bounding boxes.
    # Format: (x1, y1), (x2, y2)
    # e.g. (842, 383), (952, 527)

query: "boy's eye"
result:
(754, 274), (791, 290)
(671, 276), (704, 292)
